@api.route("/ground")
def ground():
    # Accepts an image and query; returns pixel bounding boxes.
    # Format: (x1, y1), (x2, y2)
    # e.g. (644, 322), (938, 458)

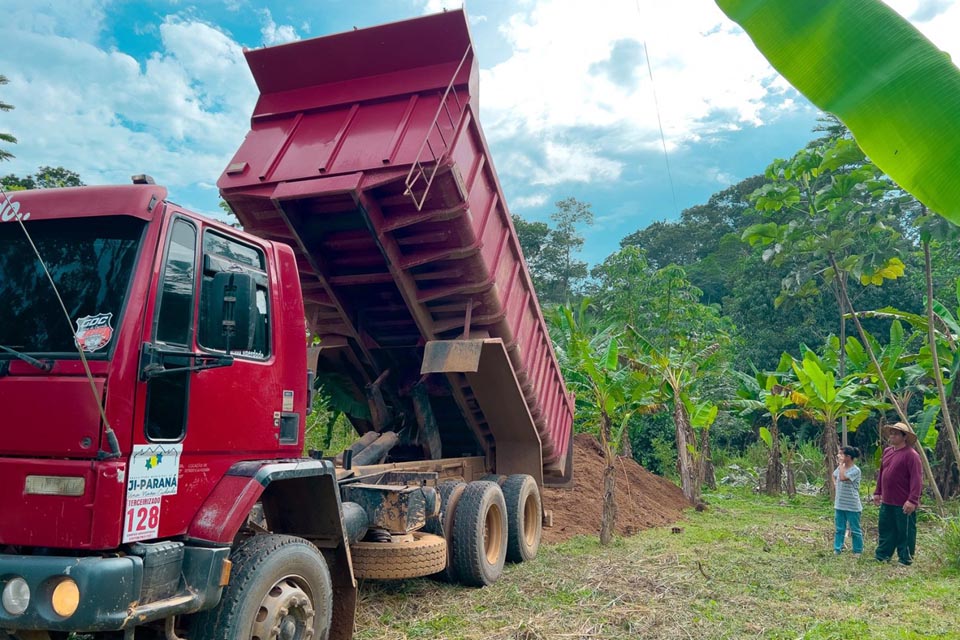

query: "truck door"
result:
(133, 216), (294, 539)
(125, 214), (197, 543)
(186, 227), (288, 456)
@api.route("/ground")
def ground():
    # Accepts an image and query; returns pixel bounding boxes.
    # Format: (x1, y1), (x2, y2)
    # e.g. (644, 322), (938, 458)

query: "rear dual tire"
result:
(501, 474), (542, 563)
(449, 481), (508, 587)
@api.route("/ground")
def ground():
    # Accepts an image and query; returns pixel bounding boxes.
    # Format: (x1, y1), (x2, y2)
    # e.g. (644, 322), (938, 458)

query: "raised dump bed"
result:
(219, 10), (573, 484)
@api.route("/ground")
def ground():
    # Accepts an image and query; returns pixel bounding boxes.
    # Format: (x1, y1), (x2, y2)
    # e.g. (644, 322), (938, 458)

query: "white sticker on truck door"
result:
(122, 444), (182, 542)
(127, 444), (182, 497)
(123, 495), (163, 542)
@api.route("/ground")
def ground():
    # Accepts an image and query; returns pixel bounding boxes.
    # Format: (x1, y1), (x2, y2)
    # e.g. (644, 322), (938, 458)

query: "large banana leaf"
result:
(715, 0), (960, 223)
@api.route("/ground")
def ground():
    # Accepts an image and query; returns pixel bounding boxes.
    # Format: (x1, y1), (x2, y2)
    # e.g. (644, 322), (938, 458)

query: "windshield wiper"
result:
(0, 344), (53, 372)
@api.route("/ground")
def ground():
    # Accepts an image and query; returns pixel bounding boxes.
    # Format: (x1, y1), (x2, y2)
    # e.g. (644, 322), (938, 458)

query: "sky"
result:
(1, 0), (957, 265)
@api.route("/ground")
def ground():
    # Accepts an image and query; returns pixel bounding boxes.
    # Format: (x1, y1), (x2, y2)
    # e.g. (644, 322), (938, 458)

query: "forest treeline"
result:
(515, 116), (960, 530)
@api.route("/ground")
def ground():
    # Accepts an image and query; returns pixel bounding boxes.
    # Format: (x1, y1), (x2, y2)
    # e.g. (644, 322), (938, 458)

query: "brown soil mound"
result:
(542, 433), (691, 543)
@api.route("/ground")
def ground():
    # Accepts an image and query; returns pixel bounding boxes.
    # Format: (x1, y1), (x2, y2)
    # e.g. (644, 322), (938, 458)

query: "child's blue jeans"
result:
(834, 509), (863, 554)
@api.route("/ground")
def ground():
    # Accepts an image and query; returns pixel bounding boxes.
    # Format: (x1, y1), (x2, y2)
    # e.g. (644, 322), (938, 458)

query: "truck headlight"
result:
(51, 578), (80, 618)
(2, 577), (30, 615)
(25, 475), (85, 496)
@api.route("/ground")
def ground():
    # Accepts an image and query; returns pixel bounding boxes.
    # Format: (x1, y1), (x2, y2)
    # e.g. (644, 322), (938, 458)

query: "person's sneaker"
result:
(853, 553), (862, 558)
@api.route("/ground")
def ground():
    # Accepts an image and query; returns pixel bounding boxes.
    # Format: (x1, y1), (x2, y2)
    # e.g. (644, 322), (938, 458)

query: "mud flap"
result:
(422, 339), (543, 487)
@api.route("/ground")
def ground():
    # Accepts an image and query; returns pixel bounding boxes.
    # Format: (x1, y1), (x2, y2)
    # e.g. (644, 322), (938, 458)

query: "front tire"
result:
(190, 534), (332, 640)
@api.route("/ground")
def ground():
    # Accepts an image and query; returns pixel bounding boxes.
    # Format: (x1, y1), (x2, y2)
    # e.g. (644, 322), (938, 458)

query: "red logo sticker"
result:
(75, 313), (114, 352)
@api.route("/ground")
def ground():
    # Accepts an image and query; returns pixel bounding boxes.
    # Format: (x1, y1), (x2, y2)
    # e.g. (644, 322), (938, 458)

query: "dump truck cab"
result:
(0, 184), (342, 636)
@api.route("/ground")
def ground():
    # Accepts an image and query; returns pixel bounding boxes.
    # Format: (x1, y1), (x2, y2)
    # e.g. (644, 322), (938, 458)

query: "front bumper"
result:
(0, 547), (227, 633)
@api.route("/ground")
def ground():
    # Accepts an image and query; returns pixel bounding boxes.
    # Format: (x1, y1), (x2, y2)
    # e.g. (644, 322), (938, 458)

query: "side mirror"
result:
(201, 271), (257, 353)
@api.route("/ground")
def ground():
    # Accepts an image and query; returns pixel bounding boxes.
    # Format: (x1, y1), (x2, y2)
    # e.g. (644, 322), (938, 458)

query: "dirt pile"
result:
(542, 433), (691, 543)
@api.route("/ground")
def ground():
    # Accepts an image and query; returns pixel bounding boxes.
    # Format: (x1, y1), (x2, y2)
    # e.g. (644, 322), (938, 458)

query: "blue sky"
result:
(1, 0), (957, 264)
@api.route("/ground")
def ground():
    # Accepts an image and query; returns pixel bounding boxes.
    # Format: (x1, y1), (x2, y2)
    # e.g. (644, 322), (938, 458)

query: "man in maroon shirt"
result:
(873, 422), (923, 565)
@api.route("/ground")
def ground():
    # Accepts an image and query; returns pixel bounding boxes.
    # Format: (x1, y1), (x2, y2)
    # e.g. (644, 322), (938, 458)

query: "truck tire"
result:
(502, 474), (542, 563)
(189, 534), (332, 640)
(350, 532), (447, 579)
(424, 480), (466, 582)
(423, 480), (466, 538)
(449, 481), (507, 587)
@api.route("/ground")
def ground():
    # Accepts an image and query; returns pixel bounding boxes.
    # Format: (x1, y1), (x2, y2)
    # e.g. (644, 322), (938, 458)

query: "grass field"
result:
(353, 489), (960, 639)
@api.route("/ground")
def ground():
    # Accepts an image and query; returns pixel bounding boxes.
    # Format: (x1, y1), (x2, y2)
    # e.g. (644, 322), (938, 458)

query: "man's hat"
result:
(881, 422), (918, 447)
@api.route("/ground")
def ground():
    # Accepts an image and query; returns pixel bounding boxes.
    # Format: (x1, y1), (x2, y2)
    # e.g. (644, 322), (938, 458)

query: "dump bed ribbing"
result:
(218, 10), (573, 484)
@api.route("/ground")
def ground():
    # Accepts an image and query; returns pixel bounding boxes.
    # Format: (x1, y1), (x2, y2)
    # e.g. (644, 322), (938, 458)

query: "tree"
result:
(720, 0), (959, 510)
(591, 248), (731, 354)
(511, 214), (551, 296)
(743, 137), (907, 445)
(551, 300), (658, 544)
(627, 330), (721, 504)
(0, 75), (15, 162)
(787, 343), (880, 498)
(589, 250), (733, 498)
(537, 198), (594, 304)
(732, 355), (801, 495)
(862, 277), (960, 498)
(917, 211), (960, 497)
(2, 167), (84, 190)
(620, 175), (766, 269)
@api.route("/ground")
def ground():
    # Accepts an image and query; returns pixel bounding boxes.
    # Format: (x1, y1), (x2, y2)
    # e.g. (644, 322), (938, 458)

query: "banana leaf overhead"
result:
(715, 0), (960, 223)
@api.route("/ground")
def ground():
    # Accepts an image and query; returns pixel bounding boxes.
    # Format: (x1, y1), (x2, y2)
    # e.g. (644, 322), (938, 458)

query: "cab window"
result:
(146, 217), (197, 442)
(198, 231), (270, 359)
(154, 219), (197, 346)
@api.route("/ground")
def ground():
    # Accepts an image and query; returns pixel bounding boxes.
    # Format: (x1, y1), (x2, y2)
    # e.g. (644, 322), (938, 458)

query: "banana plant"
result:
(716, 0), (960, 223)
(684, 395), (720, 490)
(732, 353), (803, 495)
(551, 299), (659, 544)
(860, 282), (960, 482)
(627, 329), (721, 504)
(788, 346), (884, 498)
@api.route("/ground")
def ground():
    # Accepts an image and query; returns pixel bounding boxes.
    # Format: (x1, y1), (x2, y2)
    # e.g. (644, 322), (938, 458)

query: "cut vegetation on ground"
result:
(353, 489), (960, 640)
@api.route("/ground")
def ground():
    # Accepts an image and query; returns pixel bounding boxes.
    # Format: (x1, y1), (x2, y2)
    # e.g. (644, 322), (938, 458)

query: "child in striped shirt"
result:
(833, 446), (863, 556)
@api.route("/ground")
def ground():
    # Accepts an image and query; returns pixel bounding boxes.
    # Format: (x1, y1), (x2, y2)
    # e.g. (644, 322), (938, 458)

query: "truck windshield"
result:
(0, 215), (146, 356)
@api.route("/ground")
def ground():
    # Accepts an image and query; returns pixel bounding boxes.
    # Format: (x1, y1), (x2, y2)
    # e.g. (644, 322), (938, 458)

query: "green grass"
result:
(353, 489), (960, 639)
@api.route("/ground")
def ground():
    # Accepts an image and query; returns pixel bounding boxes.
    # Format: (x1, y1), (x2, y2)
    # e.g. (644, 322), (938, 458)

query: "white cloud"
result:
(476, 0), (792, 189)
(476, 0), (958, 191)
(532, 141), (623, 186)
(0, 8), (257, 196)
(417, 0), (488, 26)
(884, 0), (960, 61)
(259, 9), (301, 46)
(484, 1), (785, 135)
(705, 167), (736, 186)
(2, 0), (955, 214)
(420, 0), (465, 14)
(512, 193), (549, 209)
(0, 0), (110, 43)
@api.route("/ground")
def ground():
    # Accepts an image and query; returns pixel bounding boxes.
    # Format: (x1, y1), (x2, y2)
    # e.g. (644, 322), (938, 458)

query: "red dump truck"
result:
(0, 10), (573, 640)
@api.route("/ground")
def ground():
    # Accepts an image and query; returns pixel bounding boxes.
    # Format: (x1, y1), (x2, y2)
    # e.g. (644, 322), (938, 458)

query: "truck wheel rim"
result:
(523, 493), (539, 547)
(484, 504), (504, 564)
(252, 576), (315, 640)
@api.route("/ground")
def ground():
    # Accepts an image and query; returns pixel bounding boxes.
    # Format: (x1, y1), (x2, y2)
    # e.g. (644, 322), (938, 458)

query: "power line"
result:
(636, 1), (679, 218)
